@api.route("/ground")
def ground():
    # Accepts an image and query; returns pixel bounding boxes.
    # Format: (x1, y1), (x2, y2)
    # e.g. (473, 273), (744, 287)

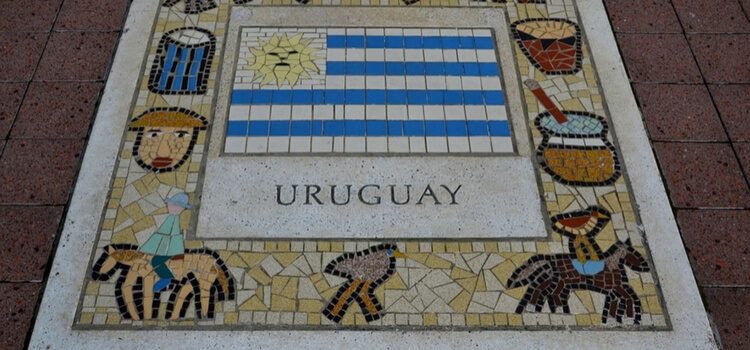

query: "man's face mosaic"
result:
(129, 108), (207, 173)
(137, 126), (194, 171)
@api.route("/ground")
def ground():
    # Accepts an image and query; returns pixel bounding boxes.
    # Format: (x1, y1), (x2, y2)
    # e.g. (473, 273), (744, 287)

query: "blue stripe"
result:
(231, 90), (505, 106)
(187, 47), (204, 91)
(326, 62), (500, 76)
(327, 35), (495, 49)
(158, 45), (178, 90)
(226, 120), (510, 137)
(172, 48), (190, 91)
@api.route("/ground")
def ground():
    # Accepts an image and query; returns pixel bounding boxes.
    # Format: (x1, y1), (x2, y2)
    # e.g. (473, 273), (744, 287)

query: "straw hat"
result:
(129, 108), (208, 129)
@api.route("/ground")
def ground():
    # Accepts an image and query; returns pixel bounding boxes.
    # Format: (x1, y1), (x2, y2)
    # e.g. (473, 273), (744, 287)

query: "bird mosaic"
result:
(322, 243), (405, 323)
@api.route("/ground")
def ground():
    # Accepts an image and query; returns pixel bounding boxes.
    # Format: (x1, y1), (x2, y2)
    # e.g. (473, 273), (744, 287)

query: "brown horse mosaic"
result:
(91, 244), (235, 320)
(507, 239), (650, 324)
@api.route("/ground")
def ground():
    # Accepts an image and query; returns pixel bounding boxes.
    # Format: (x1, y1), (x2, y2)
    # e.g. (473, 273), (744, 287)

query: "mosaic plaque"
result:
(30, 1), (716, 349)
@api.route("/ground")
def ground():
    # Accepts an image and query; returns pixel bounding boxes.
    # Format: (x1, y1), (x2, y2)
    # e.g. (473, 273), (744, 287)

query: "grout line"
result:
(648, 140), (731, 144)
(737, 0), (750, 23)
(0, 79), (108, 83)
(626, 81), (750, 86)
(0, 280), (44, 284)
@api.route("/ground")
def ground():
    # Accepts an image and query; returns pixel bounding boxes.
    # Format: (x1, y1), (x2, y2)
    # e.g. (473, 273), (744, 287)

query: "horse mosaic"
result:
(507, 239), (650, 324)
(91, 244), (235, 320)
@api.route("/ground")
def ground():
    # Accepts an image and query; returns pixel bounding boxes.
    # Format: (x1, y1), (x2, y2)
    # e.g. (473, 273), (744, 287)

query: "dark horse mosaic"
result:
(507, 239), (650, 324)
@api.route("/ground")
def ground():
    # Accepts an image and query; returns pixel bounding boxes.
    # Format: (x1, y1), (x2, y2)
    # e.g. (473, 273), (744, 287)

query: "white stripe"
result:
(228, 104), (508, 121)
(328, 48), (499, 63)
(324, 75), (504, 91)
(232, 136), (516, 154)
(230, 105), (508, 121)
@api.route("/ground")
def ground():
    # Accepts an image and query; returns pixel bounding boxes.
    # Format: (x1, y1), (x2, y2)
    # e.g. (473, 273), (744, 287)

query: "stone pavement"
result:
(606, 1), (750, 349)
(0, 0), (745, 349)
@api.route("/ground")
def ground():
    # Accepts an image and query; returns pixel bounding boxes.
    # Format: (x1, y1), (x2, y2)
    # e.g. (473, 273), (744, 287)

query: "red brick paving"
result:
(633, 84), (726, 142)
(0, 284), (41, 350)
(35, 31), (119, 81)
(672, 0), (750, 33)
(702, 288), (750, 349)
(710, 85), (750, 142)
(0, 83), (27, 139)
(0, 32), (48, 81)
(11, 82), (102, 139)
(616, 33), (703, 83)
(605, 0), (682, 33)
(0, 207), (64, 281)
(653, 143), (750, 208)
(606, 0), (750, 349)
(0, 0), (747, 348)
(0, 1), (61, 33)
(0, 139), (85, 204)
(0, 0), (126, 349)
(56, 0), (131, 31)
(676, 210), (750, 285)
(688, 34), (750, 83)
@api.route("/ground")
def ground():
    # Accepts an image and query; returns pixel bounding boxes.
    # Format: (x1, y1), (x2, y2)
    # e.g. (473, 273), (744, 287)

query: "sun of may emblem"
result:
(248, 33), (321, 87)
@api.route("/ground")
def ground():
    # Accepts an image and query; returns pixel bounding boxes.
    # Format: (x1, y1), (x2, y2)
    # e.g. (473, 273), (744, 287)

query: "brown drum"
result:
(535, 111), (621, 186)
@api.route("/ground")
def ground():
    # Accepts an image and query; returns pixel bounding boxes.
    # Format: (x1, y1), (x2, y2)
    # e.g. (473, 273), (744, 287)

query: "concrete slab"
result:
(29, 0), (717, 349)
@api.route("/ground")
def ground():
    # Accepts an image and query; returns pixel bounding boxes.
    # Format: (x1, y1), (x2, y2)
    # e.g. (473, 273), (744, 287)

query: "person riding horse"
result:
(551, 206), (611, 276)
(139, 192), (190, 292)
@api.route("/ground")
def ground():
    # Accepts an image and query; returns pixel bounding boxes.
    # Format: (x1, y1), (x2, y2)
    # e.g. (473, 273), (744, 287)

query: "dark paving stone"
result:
(35, 32), (118, 81)
(709, 85), (750, 142)
(0, 83), (27, 139)
(703, 288), (750, 350)
(653, 142), (750, 208)
(676, 210), (750, 286)
(11, 82), (102, 139)
(0, 139), (84, 205)
(673, 0), (750, 33)
(0, 32), (48, 81)
(604, 0), (682, 33)
(617, 33), (703, 83)
(634, 84), (726, 141)
(742, 0), (750, 16)
(0, 206), (63, 281)
(732, 143), (750, 176)
(0, 283), (41, 350)
(56, 0), (130, 31)
(688, 34), (750, 83)
(0, 0), (61, 33)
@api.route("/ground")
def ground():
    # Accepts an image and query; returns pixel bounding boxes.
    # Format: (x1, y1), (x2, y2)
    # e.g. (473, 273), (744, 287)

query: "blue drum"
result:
(148, 27), (216, 95)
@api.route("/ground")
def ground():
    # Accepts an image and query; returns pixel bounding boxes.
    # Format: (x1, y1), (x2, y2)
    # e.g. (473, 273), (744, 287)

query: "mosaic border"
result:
(41, 0), (672, 332)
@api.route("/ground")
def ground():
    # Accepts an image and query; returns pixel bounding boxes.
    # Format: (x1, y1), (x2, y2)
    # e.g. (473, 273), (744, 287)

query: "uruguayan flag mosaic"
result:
(225, 27), (513, 154)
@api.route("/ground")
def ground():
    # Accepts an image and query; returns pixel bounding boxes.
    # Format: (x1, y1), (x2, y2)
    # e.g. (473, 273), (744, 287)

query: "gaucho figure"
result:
(128, 107), (208, 173)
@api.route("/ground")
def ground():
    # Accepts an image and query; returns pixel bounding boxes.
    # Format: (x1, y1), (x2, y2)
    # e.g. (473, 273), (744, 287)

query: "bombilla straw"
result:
(524, 79), (568, 124)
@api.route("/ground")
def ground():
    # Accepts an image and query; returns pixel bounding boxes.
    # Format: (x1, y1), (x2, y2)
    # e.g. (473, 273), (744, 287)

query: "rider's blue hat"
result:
(167, 192), (191, 209)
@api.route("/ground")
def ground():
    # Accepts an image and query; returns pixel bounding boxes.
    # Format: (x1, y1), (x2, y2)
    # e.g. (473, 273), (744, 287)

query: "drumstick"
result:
(524, 79), (568, 123)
